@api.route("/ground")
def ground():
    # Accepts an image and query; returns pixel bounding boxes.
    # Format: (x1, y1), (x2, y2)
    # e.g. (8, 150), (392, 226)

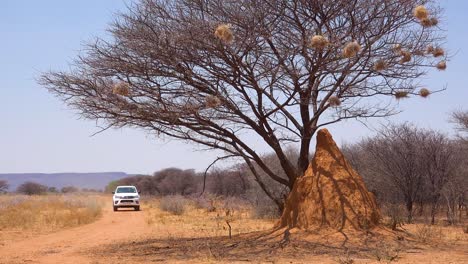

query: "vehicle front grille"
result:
(123, 196), (136, 199)
(120, 199), (134, 203)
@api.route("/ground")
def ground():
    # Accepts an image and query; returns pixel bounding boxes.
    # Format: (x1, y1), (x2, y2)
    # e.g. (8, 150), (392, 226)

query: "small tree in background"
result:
(16, 182), (48, 195)
(41, 0), (448, 209)
(0, 180), (8, 193)
(48, 187), (58, 193)
(345, 123), (462, 224)
(452, 110), (468, 141)
(61, 186), (80, 193)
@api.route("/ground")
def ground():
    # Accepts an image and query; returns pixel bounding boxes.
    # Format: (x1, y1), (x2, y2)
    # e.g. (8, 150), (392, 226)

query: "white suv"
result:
(112, 185), (140, 211)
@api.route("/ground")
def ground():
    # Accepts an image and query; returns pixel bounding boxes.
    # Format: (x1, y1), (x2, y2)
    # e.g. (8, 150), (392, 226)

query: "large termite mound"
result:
(279, 129), (380, 231)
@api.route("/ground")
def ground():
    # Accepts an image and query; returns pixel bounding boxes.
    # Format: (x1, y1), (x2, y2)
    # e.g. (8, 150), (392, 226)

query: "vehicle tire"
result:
(135, 206), (140, 211)
(113, 206), (118, 212)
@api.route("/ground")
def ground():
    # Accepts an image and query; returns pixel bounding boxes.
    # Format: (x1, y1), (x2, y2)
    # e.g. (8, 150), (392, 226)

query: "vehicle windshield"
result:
(116, 187), (137, 193)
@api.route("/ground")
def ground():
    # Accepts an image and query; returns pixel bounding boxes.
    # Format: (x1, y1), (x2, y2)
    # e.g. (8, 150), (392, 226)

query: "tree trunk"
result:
(406, 200), (413, 223)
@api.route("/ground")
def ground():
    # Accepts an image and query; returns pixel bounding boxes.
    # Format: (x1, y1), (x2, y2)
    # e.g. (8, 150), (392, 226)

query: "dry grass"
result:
(0, 194), (103, 232)
(145, 197), (275, 239)
(90, 197), (468, 263)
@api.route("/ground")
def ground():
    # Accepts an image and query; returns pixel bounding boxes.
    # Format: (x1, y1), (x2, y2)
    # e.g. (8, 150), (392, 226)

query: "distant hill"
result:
(0, 172), (129, 192)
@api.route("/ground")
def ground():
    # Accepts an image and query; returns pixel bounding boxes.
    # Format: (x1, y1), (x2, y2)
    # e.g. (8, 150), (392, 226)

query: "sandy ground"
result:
(0, 200), (467, 264)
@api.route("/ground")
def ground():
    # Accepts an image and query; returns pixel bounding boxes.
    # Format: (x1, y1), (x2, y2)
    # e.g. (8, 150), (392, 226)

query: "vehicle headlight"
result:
(114, 195), (123, 199)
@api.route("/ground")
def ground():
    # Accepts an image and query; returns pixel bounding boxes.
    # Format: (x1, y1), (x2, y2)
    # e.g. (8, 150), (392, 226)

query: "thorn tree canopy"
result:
(41, 0), (447, 207)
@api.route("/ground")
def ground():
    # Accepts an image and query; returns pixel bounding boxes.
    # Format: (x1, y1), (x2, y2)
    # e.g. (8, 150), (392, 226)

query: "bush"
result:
(159, 195), (189, 215)
(383, 204), (405, 230)
(252, 202), (281, 219)
(414, 224), (443, 243)
(0, 180), (8, 193)
(192, 195), (216, 212)
(16, 182), (48, 195)
(222, 196), (249, 212)
(61, 186), (79, 193)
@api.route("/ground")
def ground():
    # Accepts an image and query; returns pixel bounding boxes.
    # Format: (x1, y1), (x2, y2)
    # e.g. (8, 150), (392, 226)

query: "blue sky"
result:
(0, 0), (467, 174)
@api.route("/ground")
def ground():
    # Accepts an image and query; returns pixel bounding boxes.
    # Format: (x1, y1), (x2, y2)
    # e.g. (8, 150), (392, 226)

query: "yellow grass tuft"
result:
(214, 24), (234, 44)
(436, 60), (447, 70)
(310, 35), (329, 50)
(328, 96), (341, 107)
(112, 82), (130, 96)
(419, 88), (431, 98)
(343, 41), (361, 58)
(414, 5), (429, 20)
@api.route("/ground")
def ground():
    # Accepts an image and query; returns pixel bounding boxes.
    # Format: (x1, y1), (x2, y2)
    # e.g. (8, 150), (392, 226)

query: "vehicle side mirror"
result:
(138, 191), (141, 194)
(112, 191), (115, 194)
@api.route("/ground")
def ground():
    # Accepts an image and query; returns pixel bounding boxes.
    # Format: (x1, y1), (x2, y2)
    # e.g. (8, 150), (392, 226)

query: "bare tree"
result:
(61, 186), (80, 193)
(154, 168), (197, 195)
(442, 139), (468, 224)
(0, 180), (8, 193)
(206, 168), (250, 196)
(452, 110), (468, 141)
(420, 132), (459, 224)
(40, 0), (446, 207)
(364, 124), (427, 223)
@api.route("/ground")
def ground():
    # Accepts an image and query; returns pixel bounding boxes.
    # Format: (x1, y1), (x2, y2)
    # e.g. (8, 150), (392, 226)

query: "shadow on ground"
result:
(91, 228), (425, 263)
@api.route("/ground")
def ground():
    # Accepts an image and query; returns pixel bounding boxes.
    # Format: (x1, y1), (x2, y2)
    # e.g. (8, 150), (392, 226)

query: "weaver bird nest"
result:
(394, 91), (409, 100)
(342, 41), (361, 58)
(419, 88), (431, 98)
(205, 95), (222, 108)
(214, 24), (234, 44)
(310, 35), (329, 50)
(112, 82), (130, 96)
(328, 96), (341, 107)
(373, 59), (387, 71)
(432, 47), (445, 57)
(414, 5), (429, 20)
(436, 61), (447, 70)
(421, 17), (438, 27)
(400, 50), (412, 63)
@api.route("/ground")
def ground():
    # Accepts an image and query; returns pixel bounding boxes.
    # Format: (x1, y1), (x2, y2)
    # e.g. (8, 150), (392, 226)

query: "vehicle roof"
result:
(115, 185), (137, 188)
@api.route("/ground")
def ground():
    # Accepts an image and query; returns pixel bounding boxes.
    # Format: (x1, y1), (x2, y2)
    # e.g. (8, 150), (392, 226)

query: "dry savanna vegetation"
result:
(91, 195), (467, 263)
(2, 0), (466, 262)
(0, 194), (103, 244)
